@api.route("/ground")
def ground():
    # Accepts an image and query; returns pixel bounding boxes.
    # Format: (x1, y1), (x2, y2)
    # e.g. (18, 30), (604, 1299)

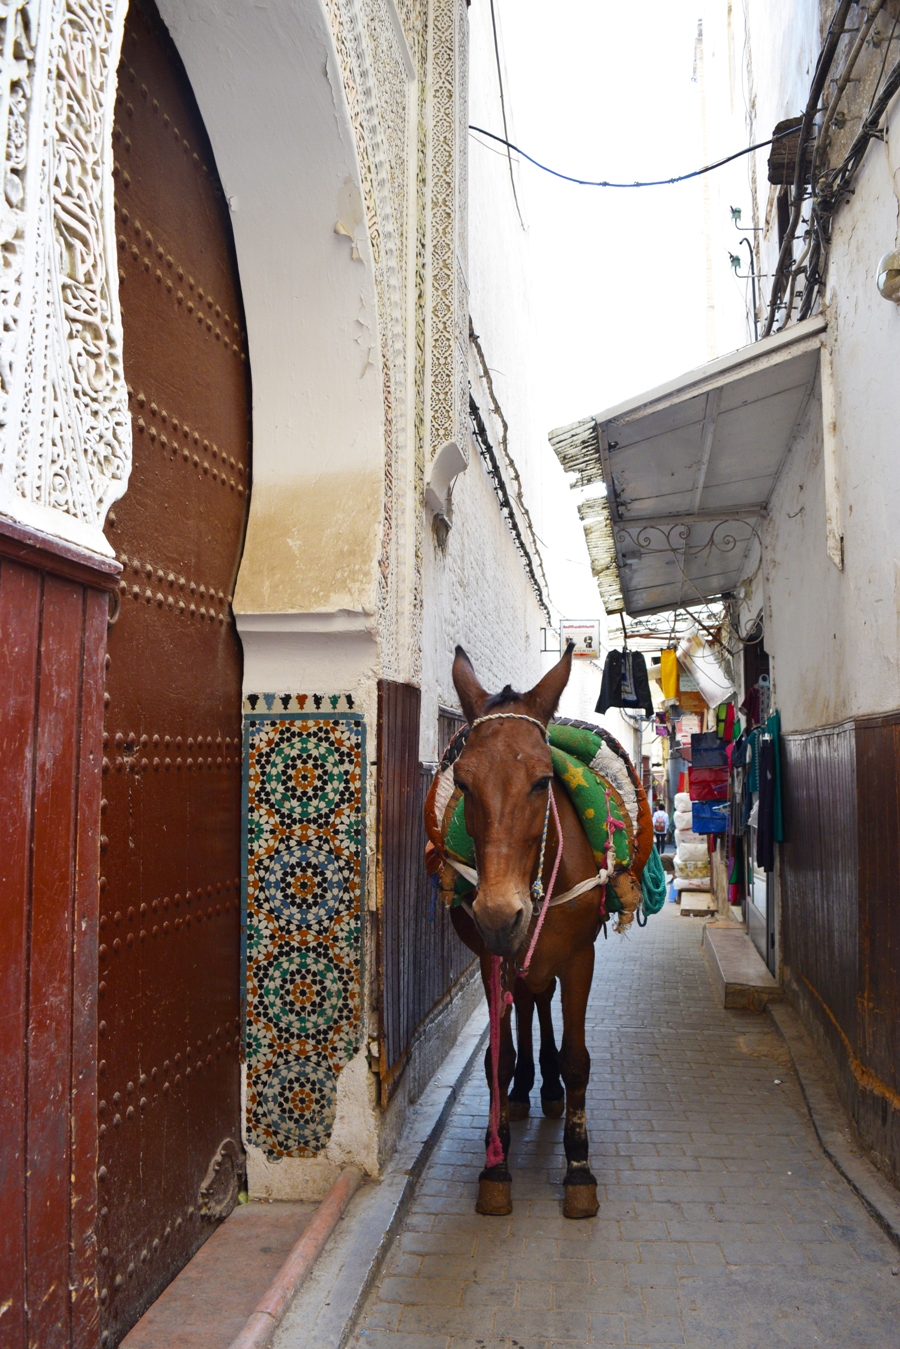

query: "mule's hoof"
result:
(508, 1097), (530, 1121)
(541, 1093), (565, 1119)
(476, 1179), (513, 1216)
(563, 1183), (598, 1219)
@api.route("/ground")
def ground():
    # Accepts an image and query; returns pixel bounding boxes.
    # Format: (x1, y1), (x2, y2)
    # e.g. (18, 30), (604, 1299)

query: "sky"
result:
(483, 0), (715, 434)
(468, 0), (759, 641)
(467, 1), (715, 631)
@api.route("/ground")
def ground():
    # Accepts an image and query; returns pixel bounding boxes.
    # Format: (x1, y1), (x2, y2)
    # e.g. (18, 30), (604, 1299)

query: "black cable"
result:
(867, 12), (900, 115)
(762, 0), (856, 337)
(488, 0), (525, 229)
(468, 123), (801, 189)
(468, 393), (551, 623)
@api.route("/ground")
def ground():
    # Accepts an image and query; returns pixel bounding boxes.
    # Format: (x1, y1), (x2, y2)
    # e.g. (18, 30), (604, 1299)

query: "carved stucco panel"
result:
(325, 0), (423, 680)
(0, 0), (130, 556)
(428, 0), (467, 464)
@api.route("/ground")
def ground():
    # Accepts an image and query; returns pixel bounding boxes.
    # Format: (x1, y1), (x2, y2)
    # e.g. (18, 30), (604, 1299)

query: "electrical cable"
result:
(488, 0), (525, 230)
(468, 123), (802, 189)
(761, 0), (856, 338)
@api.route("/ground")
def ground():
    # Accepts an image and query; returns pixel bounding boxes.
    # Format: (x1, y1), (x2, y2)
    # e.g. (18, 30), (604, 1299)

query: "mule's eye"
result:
(531, 776), (551, 794)
(455, 777), (470, 794)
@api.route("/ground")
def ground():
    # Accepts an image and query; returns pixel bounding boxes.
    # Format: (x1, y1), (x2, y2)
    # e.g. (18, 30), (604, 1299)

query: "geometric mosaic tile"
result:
(243, 698), (364, 1157)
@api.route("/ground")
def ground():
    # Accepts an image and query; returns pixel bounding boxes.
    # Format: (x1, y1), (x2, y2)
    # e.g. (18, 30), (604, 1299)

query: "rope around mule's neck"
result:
(517, 784), (564, 978)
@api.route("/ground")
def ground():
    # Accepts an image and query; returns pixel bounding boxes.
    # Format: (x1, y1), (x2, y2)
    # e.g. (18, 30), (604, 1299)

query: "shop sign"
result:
(561, 619), (602, 658)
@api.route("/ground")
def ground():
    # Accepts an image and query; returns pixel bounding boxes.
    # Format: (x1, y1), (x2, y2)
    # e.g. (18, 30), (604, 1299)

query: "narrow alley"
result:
(352, 907), (899, 1349)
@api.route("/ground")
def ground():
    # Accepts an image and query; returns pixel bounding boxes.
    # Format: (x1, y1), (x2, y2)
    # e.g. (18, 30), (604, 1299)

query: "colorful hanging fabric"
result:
(716, 702), (735, 741)
(660, 648), (680, 701)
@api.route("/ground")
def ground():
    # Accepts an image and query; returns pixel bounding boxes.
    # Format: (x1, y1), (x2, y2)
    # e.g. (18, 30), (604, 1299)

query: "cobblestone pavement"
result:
(355, 906), (900, 1348)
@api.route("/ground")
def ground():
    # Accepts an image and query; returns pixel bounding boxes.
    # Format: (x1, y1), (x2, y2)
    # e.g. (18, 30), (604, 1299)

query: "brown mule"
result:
(445, 643), (653, 1218)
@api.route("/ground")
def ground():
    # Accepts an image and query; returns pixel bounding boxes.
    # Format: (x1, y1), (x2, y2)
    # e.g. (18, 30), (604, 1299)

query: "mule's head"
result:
(451, 643), (574, 956)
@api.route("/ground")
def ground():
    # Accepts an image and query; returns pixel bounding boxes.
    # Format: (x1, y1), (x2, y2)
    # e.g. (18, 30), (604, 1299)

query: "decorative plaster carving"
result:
(325, 0), (422, 681)
(0, 0), (130, 557)
(428, 0), (468, 465)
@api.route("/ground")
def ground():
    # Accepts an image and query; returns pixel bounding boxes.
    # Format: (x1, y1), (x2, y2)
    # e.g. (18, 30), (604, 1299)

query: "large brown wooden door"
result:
(100, 2), (250, 1340)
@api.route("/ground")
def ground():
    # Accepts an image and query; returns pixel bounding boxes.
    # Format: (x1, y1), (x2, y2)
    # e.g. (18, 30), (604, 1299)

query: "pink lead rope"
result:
(485, 786), (564, 1170)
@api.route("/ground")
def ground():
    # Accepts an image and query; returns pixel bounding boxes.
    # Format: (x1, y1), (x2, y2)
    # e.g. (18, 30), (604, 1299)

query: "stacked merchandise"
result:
(671, 791), (711, 894)
(689, 731), (730, 836)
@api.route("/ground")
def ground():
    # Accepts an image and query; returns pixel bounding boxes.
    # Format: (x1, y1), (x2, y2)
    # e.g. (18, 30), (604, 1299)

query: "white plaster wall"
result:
(420, 0), (608, 749)
(742, 93), (900, 732)
(157, 0), (387, 626)
(715, 9), (900, 732)
(420, 412), (545, 759)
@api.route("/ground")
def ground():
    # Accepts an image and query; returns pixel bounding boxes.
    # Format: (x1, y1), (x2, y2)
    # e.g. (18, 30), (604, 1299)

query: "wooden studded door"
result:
(100, 2), (251, 1341)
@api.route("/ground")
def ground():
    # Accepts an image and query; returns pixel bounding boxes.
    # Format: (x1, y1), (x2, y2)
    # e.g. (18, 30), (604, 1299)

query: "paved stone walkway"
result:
(355, 906), (900, 1348)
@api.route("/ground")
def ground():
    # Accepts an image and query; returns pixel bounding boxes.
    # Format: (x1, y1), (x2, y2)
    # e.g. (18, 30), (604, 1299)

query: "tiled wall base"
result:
(243, 694), (364, 1157)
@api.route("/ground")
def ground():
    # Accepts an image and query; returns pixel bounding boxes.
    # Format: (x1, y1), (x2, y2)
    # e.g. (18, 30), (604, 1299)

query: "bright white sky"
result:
(470, 0), (738, 633)
(489, 0), (713, 433)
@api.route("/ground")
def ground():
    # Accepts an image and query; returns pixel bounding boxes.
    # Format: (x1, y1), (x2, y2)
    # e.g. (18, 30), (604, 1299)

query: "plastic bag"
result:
(673, 809), (693, 830)
(676, 842), (708, 863)
(675, 857), (710, 879)
(674, 791), (692, 811)
(673, 877), (712, 891)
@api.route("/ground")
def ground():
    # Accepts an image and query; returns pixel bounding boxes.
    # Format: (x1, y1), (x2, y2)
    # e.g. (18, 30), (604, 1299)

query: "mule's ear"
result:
(526, 640), (575, 725)
(452, 645), (489, 724)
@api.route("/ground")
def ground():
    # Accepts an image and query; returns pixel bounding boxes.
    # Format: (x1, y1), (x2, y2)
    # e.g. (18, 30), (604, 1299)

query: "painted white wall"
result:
(420, 0), (612, 751)
(158, 0), (387, 632)
(711, 5), (900, 732)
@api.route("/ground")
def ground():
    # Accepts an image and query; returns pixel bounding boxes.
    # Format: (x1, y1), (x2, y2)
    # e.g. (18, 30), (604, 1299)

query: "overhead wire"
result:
(487, 0), (526, 229)
(468, 123), (803, 189)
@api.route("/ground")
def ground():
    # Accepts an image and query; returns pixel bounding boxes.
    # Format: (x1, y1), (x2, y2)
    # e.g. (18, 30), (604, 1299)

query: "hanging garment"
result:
(747, 726), (762, 794)
(766, 709), (783, 843)
(596, 649), (654, 718)
(740, 683), (761, 728)
(660, 648), (680, 701)
(756, 734), (776, 871)
(716, 702), (736, 741)
(730, 763), (746, 836)
(691, 731), (728, 768)
(688, 766), (730, 801)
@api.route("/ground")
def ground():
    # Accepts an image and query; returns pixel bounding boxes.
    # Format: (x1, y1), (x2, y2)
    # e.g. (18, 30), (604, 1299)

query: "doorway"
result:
(100, 1), (251, 1339)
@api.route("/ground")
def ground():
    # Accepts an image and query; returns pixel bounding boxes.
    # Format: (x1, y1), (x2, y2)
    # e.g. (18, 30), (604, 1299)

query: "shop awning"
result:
(549, 316), (826, 616)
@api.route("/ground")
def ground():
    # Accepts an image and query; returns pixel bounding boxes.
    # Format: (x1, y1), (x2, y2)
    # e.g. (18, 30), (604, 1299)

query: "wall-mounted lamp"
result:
(876, 250), (900, 303)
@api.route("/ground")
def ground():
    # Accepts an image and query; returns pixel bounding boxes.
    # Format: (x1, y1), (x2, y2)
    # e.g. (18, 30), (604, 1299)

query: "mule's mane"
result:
(481, 685), (523, 712)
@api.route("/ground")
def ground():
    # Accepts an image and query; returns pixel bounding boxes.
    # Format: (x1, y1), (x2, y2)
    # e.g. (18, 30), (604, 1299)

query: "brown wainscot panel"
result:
(0, 516), (119, 1349)
(376, 682), (475, 1107)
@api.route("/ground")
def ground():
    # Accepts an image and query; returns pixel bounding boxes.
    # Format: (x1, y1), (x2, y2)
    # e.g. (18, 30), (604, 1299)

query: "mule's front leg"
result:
(509, 982), (535, 1120)
(477, 956), (516, 1216)
(534, 977), (565, 1117)
(559, 944), (599, 1219)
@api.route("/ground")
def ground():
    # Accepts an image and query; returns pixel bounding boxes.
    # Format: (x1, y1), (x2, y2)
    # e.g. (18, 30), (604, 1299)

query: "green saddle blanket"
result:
(443, 720), (666, 918)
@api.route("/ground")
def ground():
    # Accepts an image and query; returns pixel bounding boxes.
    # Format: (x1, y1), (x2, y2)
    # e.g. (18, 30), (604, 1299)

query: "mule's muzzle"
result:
(472, 897), (528, 956)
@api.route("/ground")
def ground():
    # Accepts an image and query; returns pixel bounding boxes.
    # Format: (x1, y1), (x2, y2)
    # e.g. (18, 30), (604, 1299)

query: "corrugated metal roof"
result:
(549, 316), (825, 617)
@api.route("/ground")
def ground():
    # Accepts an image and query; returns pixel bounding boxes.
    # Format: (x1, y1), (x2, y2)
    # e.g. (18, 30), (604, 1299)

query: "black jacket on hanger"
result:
(595, 649), (654, 718)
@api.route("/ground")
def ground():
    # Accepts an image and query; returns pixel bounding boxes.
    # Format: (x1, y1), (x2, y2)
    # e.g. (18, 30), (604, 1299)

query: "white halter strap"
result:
(469, 712), (549, 739)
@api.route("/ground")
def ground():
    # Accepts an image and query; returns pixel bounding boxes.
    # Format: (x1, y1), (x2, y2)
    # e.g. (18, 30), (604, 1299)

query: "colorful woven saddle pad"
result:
(425, 717), (663, 914)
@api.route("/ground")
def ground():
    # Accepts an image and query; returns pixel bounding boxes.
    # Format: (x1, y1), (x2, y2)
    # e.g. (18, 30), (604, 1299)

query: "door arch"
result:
(100, 0), (251, 1339)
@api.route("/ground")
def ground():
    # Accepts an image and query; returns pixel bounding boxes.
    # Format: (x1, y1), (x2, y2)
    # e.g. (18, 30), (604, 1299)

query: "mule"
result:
(441, 642), (652, 1218)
